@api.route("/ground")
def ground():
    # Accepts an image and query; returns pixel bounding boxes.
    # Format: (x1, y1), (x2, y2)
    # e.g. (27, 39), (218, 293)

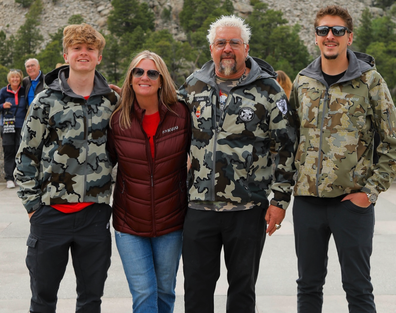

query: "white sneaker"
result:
(6, 180), (15, 189)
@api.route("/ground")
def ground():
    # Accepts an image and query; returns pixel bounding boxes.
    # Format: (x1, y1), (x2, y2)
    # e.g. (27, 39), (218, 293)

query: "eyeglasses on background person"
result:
(9, 69), (23, 74)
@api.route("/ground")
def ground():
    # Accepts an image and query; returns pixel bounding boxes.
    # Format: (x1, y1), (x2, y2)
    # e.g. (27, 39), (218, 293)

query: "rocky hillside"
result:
(0, 0), (387, 56)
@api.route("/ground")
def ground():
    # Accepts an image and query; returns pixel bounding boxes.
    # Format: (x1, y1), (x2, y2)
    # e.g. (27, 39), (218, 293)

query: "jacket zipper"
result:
(82, 100), (89, 201)
(143, 109), (165, 236)
(316, 88), (329, 195)
(211, 91), (218, 201)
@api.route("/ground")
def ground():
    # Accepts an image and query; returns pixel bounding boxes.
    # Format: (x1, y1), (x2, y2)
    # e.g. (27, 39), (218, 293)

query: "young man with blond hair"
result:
(14, 23), (118, 313)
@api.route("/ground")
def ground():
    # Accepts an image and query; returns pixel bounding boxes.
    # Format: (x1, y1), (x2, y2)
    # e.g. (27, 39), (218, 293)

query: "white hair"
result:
(24, 58), (40, 66)
(207, 15), (251, 45)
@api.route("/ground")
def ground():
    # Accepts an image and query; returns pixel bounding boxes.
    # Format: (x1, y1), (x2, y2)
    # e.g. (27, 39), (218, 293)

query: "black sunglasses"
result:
(132, 68), (161, 80)
(315, 26), (351, 37)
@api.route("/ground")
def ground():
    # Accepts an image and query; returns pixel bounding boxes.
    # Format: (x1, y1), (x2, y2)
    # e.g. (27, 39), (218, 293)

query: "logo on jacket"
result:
(239, 108), (255, 122)
(276, 99), (288, 115)
(195, 105), (202, 118)
(162, 126), (179, 134)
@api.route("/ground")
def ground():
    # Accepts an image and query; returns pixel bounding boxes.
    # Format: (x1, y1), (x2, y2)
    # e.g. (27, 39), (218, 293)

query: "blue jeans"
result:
(115, 230), (182, 313)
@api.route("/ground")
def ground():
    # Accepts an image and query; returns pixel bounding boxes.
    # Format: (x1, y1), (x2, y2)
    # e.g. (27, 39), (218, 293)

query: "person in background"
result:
(23, 58), (45, 106)
(107, 50), (191, 313)
(276, 70), (292, 99)
(178, 15), (298, 313)
(14, 23), (118, 312)
(0, 69), (27, 188)
(289, 5), (396, 313)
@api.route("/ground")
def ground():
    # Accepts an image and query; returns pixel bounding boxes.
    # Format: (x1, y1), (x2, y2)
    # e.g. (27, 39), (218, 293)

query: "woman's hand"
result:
(3, 102), (12, 109)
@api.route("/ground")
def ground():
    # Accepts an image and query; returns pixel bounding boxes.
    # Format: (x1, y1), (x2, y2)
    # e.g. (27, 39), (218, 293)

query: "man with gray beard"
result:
(178, 15), (298, 313)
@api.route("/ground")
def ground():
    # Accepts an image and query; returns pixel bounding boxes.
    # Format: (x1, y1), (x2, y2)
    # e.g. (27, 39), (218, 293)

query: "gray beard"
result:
(219, 60), (237, 76)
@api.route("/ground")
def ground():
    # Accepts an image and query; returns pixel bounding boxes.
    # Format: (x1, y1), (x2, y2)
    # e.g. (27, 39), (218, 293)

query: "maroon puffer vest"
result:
(108, 101), (191, 237)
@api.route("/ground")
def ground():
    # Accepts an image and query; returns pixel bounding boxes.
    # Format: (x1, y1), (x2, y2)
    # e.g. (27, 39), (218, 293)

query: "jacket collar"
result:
(45, 65), (112, 99)
(193, 56), (277, 88)
(300, 49), (375, 86)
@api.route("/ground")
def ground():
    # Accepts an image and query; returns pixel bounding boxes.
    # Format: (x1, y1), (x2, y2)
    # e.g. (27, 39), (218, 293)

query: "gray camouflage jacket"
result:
(178, 56), (298, 211)
(290, 50), (396, 199)
(14, 66), (119, 213)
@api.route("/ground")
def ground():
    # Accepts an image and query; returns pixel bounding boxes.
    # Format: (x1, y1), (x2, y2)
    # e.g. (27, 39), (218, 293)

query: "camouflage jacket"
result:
(14, 66), (119, 213)
(290, 50), (396, 198)
(178, 56), (298, 211)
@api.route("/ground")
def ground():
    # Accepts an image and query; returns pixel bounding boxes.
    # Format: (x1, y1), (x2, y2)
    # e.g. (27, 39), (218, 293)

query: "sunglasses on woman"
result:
(132, 68), (161, 80)
(9, 69), (23, 74)
(315, 26), (351, 37)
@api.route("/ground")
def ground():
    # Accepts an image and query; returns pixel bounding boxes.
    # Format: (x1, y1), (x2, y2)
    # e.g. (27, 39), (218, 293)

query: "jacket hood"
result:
(193, 56), (277, 87)
(300, 50), (375, 86)
(45, 65), (113, 98)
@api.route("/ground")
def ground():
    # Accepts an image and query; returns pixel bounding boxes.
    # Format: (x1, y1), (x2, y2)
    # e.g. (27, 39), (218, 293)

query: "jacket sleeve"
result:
(268, 91), (299, 210)
(106, 122), (118, 167)
(362, 71), (396, 196)
(0, 88), (6, 111)
(14, 97), (49, 213)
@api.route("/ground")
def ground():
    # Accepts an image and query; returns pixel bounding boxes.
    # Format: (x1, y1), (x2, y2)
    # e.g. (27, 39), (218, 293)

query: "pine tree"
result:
(354, 8), (373, 53)
(107, 0), (154, 37)
(12, 0), (44, 68)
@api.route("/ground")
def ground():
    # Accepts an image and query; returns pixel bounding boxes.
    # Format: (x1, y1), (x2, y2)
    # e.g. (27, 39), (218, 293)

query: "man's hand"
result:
(109, 84), (121, 95)
(265, 204), (286, 236)
(342, 192), (371, 208)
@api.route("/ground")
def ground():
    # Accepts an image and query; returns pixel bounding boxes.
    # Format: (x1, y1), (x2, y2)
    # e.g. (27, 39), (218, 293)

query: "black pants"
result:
(293, 196), (376, 313)
(27, 203), (112, 313)
(2, 128), (21, 181)
(182, 207), (266, 313)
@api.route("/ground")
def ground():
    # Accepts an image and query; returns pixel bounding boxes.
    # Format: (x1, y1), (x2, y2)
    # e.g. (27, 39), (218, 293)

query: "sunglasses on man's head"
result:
(132, 68), (161, 80)
(315, 26), (351, 37)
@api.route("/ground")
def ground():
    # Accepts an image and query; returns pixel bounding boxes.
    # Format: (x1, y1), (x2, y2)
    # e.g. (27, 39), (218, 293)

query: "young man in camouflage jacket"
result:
(289, 5), (396, 313)
(14, 24), (118, 312)
(178, 15), (298, 313)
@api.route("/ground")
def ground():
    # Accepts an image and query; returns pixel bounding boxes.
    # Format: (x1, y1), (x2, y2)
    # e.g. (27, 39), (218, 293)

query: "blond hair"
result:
(276, 70), (292, 99)
(62, 23), (106, 55)
(111, 50), (177, 129)
(7, 69), (23, 85)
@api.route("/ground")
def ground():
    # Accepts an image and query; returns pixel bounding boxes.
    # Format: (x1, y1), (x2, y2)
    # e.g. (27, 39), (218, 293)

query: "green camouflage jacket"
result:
(14, 66), (119, 213)
(178, 57), (298, 211)
(290, 50), (396, 198)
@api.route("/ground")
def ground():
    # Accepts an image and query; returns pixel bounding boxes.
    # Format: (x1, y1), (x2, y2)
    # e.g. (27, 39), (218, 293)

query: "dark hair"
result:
(314, 5), (353, 32)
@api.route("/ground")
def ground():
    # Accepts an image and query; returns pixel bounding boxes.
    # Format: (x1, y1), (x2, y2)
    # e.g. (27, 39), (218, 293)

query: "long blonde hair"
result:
(111, 50), (177, 129)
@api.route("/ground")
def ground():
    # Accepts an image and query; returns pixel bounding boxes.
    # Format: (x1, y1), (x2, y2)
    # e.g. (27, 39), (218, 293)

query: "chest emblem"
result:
(239, 108), (255, 122)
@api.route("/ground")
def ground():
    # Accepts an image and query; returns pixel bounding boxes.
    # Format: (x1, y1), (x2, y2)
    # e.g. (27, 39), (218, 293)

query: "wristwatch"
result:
(366, 192), (378, 204)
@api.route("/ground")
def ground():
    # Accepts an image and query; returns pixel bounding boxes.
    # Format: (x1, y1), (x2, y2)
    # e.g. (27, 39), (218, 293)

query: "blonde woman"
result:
(107, 50), (191, 313)
(0, 69), (26, 188)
